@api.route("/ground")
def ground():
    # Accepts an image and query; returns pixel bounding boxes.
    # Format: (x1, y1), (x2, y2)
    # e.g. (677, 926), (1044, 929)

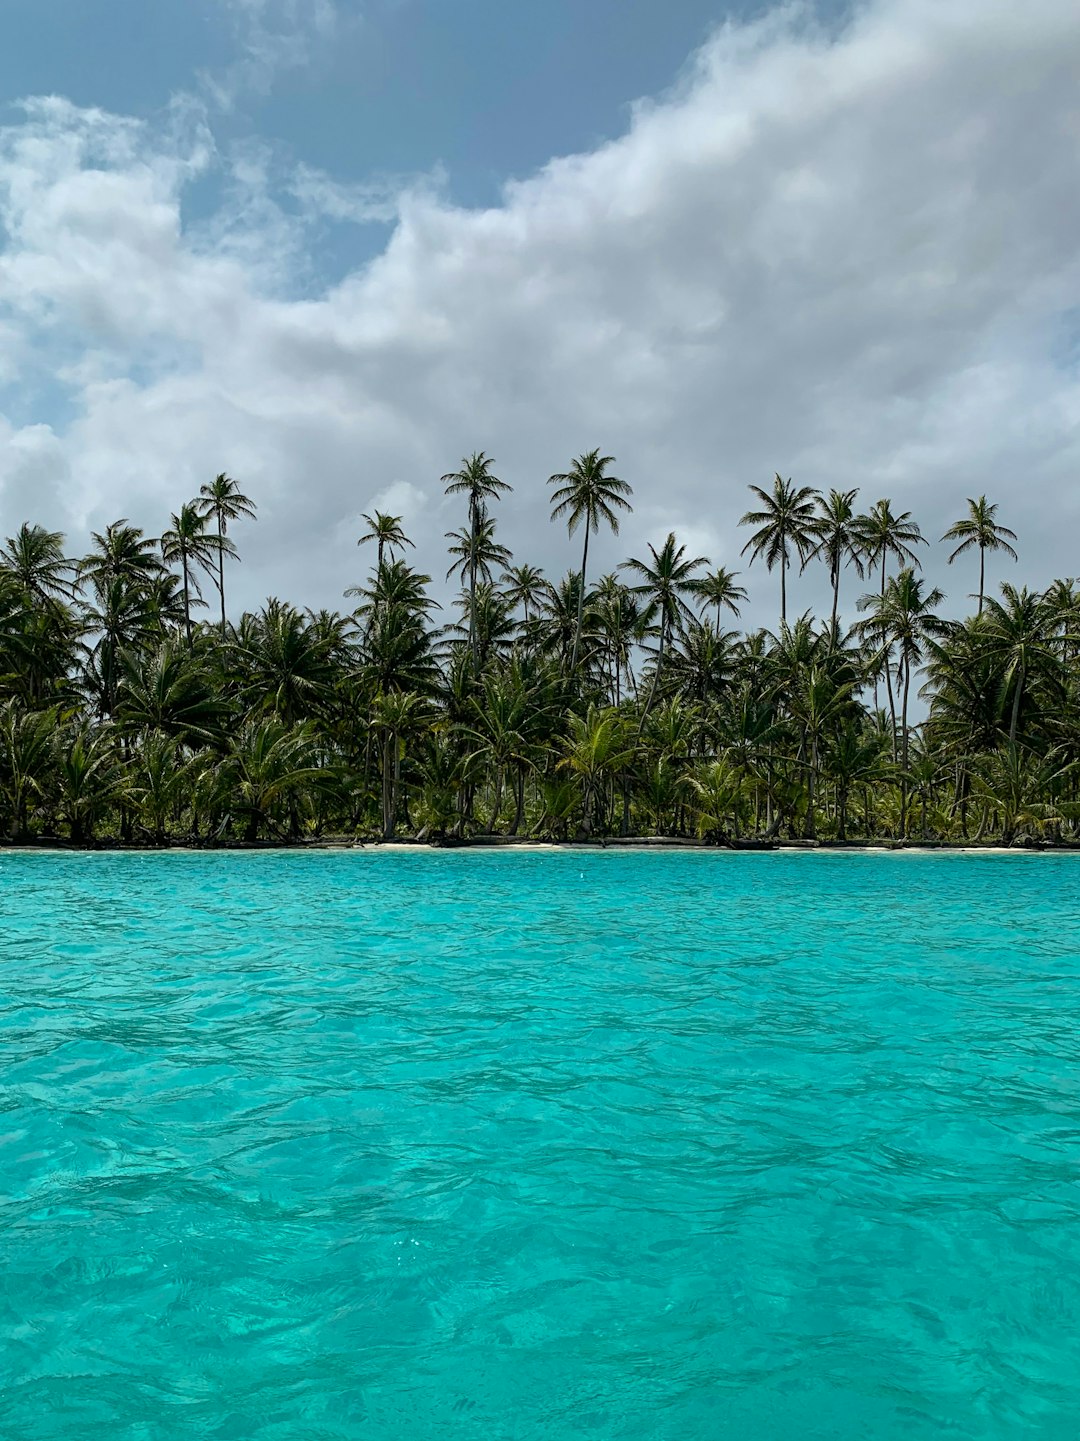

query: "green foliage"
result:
(0, 470), (1074, 848)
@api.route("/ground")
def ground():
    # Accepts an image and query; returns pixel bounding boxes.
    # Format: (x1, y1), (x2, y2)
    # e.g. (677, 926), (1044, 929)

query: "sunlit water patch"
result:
(2, 849), (1080, 1439)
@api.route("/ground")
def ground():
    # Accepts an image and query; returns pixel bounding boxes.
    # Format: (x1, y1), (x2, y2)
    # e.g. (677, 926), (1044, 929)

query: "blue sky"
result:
(0, 0), (1076, 619)
(3, 0), (772, 201)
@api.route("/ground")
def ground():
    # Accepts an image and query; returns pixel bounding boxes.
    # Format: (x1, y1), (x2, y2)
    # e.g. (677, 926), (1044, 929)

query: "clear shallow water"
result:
(2, 850), (1080, 1440)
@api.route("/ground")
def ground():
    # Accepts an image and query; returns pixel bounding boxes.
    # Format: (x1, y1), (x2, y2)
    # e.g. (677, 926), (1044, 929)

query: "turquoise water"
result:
(2, 851), (1080, 1439)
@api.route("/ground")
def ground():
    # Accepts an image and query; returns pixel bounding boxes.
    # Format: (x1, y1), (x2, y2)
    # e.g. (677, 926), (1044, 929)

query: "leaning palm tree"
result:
(441, 453), (511, 670)
(941, 496), (1017, 616)
(804, 488), (863, 630)
(358, 511), (414, 571)
(548, 450), (633, 670)
(739, 474), (819, 625)
(691, 566), (748, 627)
(197, 474), (257, 629)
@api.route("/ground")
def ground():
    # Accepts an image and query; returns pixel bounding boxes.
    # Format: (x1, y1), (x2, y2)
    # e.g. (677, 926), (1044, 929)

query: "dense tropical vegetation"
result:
(0, 463), (1074, 847)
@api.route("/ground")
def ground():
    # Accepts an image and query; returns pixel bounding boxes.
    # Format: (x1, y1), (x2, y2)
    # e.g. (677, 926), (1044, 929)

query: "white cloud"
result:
(0, 0), (1078, 623)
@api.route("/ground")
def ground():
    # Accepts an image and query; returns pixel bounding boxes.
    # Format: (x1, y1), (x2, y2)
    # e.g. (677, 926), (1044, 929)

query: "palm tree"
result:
(980, 583), (1059, 746)
(54, 723), (122, 843)
(804, 488), (863, 630)
(116, 640), (225, 747)
(79, 520), (163, 591)
(358, 511), (414, 571)
(691, 566), (748, 627)
(878, 568), (948, 780)
(941, 496), (1017, 616)
(739, 474), (819, 624)
(445, 508), (512, 591)
(441, 453), (511, 669)
(233, 599), (341, 725)
(860, 499), (925, 596)
(826, 723), (889, 840)
(1, 524), (76, 605)
(857, 498), (926, 721)
(686, 758), (746, 840)
(559, 704), (631, 838)
(161, 502), (233, 647)
(548, 450), (633, 670)
(0, 701), (59, 838)
(371, 690), (429, 839)
(225, 718), (325, 841)
(501, 563), (547, 629)
(621, 533), (707, 716)
(198, 474), (257, 629)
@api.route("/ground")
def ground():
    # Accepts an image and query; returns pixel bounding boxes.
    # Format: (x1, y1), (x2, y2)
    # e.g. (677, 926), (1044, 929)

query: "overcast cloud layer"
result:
(0, 0), (1078, 625)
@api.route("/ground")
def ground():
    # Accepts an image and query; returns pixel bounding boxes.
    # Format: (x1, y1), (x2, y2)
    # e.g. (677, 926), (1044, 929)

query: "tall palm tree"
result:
(804, 488), (864, 630)
(197, 474), (257, 629)
(441, 453), (511, 669)
(548, 450), (633, 670)
(858, 498), (926, 721)
(691, 566), (748, 627)
(358, 511), (414, 571)
(161, 503), (233, 648)
(621, 532), (707, 717)
(941, 495), (1017, 616)
(860, 499), (925, 596)
(739, 474), (820, 624)
(878, 569), (948, 776)
(445, 508), (512, 592)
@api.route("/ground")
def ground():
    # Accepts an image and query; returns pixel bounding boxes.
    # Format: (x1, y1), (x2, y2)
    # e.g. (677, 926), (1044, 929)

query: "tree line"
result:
(0, 453), (1072, 847)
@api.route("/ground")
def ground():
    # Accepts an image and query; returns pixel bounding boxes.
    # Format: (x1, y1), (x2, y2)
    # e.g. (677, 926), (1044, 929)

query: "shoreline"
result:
(0, 836), (1074, 855)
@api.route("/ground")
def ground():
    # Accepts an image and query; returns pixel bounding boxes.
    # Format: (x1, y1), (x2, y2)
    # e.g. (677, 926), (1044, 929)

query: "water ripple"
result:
(2, 849), (1080, 1439)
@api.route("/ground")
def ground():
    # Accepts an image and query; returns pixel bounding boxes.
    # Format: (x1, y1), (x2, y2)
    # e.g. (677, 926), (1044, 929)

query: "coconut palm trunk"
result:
(572, 527), (590, 670)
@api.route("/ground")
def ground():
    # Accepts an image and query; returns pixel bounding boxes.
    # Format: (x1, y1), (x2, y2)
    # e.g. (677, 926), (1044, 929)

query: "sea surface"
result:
(1, 849), (1079, 1439)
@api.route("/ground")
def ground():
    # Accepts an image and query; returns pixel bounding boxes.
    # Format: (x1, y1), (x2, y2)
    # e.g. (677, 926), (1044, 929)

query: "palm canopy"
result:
(501, 563), (547, 628)
(80, 520), (163, 589)
(804, 488), (864, 628)
(621, 533), (707, 642)
(445, 509), (512, 587)
(979, 582), (1059, 745)
(739, 474), (819, 623)
(441, 453), (511, 670)
(161, 503), (235, 646)
(941, 495), (1017, 614)
(441, 452), (511, 510)
(859, 499), (925, 591)
(198, 473), (256, 532)
(1, 524), (76, 604)
(198, 473), (256, 628)
(549, 450), (633, 670)
(358, 511), (414, 567)
(622, 532), (707, 719)
(691, 566), (748, 625)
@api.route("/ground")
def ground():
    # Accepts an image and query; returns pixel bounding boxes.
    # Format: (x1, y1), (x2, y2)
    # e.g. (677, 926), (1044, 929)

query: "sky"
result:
(0, 0), (1077, 627)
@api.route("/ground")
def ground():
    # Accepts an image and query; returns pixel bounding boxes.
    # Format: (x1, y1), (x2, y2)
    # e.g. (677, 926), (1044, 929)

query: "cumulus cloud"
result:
(0, 0), (1078, 624)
